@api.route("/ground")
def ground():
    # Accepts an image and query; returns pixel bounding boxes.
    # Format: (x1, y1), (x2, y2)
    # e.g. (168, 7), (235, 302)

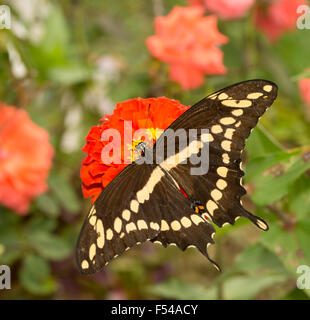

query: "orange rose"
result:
(299, 78), (310, 106)
(146, 6), (228, 90)
(0, 104), (54, 214)
(254, 0), (306, 41)
(204, 0), (255, 20)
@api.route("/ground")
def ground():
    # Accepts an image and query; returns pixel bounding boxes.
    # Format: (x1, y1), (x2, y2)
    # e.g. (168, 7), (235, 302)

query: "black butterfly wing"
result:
(154, 79), (278, 230)
(77, 79), (278, 274)
(76, 161), (218, 274)
(77, 163), (163, 274)
(152, 173), (219, 270)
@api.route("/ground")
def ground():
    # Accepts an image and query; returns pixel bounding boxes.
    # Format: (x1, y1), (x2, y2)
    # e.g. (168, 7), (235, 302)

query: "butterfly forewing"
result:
(154, 79), (277, 230)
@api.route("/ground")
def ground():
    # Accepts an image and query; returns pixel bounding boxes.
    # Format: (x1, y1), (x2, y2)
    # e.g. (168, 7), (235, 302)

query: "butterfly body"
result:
(76, 79), (278, 274)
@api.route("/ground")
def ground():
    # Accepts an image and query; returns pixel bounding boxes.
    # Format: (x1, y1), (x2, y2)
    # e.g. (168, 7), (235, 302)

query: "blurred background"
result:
(1, 0), (310, 300)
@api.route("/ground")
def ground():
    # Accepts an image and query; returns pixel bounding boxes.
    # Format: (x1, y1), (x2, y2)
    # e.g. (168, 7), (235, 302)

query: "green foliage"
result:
(19, 254), (56, 295)
(0, 0), (310, 300)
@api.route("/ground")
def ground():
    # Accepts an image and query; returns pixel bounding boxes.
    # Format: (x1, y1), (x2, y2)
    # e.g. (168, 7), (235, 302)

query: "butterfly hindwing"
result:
(151, 175), (219, 269)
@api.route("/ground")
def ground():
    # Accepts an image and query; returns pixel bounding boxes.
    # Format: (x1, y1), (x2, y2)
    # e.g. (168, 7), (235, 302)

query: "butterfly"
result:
(76, 79), (278, 274)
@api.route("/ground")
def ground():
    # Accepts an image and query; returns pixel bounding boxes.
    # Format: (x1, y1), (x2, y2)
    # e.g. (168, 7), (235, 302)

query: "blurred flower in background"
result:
(83, 55), (124, 115)
(298, 76), (310, 120)
(299, 77), (310, 106)
(9, 0), (51, 43)
(0, 104), (53, 214)
(203, 0), (255, 20)
(146, 6), (228, 90)
(80, 97), (189, 203)
(254, 0), (306, 41)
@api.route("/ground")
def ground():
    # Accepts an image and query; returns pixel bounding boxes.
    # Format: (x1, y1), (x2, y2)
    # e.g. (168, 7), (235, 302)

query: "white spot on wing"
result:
(137, 220), (148, 230)
(122, 209), (131, 221)
(130, 200), (139, 213)
(114, 217), (122, 233)
(171, 220), (181, 231)
(206, 200), (218, 215)
(263, 85), (273, 92)
(89, 244), (96, 261)
(81, 260), (89, 270)
(217, 167), (228, 177)
(220, 117), (236, 125)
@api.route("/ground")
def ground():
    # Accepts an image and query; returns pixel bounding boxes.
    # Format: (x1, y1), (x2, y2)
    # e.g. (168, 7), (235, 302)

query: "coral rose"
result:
(254, 0), (306, 41)
(0, 104), (54, 214)
(80, 97), (189, 203)
(299, 78), (310, 106)
(146, 6), (228, 90)
(189, 0), (204, 6)
(204, 0), (255, 20)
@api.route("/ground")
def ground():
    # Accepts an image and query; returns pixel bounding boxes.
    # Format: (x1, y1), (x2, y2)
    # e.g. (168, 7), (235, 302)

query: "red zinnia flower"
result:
(254, 0), (306, 41)
(0, 104), (54, 214)
(146, 6), (228, 90)
(80, 97), (190, 203)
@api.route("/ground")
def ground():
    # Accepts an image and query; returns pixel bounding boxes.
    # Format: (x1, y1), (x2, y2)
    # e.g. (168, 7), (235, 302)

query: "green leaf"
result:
(35, 194), (60, 218)
(282, 288), (310, 300)
(296, 220), (310, 265)
(246, 126), (283, 159)
(40, 4), (70, 54)
(49, 173), (80, 214)
(19, 254), (56, 296)
(25, 217), (57, 234)
(48, 65), (93, 85)
(252, 156), (310, 205)
(149, 274), (286, 300)
(0, 209), (20, 232)
(0, 210), (22, 264)
(23, 4), (74, 81)
(220, 274), (287, 300)
(274, 29), (310, 75)
(260, 224), (307, 274)
(28, 231), (72, 261)
(148, 279), (212, 300)
(288, 176), (310, 220)
(0, 234), (22, 265)
(234, 243), (288, 275)
(245, 150), (301, 182)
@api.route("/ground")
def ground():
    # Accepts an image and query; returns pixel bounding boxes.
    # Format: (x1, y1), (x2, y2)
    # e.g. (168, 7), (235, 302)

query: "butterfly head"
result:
(134, 141), (147, 158)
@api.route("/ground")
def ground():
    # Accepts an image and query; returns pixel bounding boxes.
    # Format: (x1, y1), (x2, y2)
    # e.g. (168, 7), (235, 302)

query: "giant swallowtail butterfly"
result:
(76, 79), (278, 274)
